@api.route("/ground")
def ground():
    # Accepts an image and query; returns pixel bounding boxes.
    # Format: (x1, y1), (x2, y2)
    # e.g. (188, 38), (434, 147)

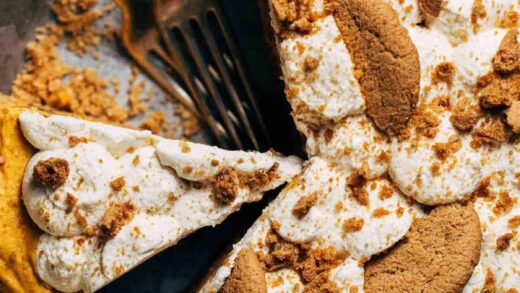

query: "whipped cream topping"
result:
(20, 111), (302, 292)
(463, 143), (520, 292)
(201, 158), (422, 293)
(203, 0), (520, 291)
(274, 6), (365, 125)
(305, 115), (390, 179)
(389, 111), (485, 205)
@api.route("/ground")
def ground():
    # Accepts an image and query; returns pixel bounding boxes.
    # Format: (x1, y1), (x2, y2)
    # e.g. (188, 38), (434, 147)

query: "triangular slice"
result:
(0, 103), (301, 293)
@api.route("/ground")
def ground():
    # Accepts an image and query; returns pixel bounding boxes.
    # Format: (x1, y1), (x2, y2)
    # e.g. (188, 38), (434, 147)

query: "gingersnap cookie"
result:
(364, 203), (482, 293)
(330, 0), (420, 135)
(221, 247), (267, 293)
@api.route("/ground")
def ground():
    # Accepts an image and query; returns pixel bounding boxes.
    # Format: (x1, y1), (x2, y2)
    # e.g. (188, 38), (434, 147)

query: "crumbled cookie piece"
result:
(33, 158), (70, 189)
(272, 0), (315, 35)
(343, 217), (365, 233)
(477, 72), (518, 109)
(482, 269), (496, 293)
(110, 176), (125, 191)
(68, 136), (88, 147)
(471, 0), (487, 33)
(473, 118), (507, 146)
(433, 135), (462, 160)
(331, 0), (420, 135)
(99, 202), (136, 240)
(245, 163), (280, 190)
(346, 169), (369, 206)
(432, 62), (456, 87)
(506, 100), (520, 133)
(493, 191), (515, 217)
(221, 247), (267, 293)
(364, 203), (482, 293)
(508, 215), (520, 228)
(262, 229), (346, 292)
(303, 56), (320, 72)
(496, 233), (515, 252)
(212, 167), (240, 204)
(292, 192), (319, 218)
(418, 0), (442, 17)
(413, 110), (441, 138)
(450, 101), (481, 131)
(493, 29), (520, 74)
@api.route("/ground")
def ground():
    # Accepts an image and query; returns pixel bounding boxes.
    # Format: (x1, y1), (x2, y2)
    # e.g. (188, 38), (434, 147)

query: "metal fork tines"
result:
(153, 0), (270, 151)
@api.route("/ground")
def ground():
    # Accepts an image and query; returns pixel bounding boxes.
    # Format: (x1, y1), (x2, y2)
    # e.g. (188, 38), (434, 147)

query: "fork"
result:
(116, 0), (270, 151)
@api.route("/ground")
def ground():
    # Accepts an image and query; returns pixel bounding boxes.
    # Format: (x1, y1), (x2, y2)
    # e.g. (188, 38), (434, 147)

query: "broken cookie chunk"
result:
(33, 157), (70, 189)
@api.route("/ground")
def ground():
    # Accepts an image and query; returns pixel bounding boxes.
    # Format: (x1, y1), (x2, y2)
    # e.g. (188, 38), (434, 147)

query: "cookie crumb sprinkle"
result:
(110, 176), (126, 191)
(292, 192), (318, 218)
(212, 167), (240, 204)
(33, 158), (70, 189)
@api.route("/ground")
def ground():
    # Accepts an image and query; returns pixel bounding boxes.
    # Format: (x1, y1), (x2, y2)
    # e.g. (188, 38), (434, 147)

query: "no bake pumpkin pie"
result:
(0, 102), (301, 292)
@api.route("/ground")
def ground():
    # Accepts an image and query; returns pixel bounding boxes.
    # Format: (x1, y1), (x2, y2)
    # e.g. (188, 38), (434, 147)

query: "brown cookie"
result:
(364, 203), (482, 293)
(330, 0), (420, 135)
(221, 247), (267, 293)
(418, 0), (443, 17)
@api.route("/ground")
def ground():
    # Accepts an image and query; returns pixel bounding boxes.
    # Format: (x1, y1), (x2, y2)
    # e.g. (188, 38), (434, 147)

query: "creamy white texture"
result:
(428, 0), (519, 45)
(23, 143), (118, 236)
(407, 26), (454, 106)
(390, 111), (484, 205)
(156, 140), (302, 189)
(20, 111), (302, 293)
(279, 15), (365, 125)
(101, 214), (181, 281)
(19, 111), (153, 158)
(269, 158), (419, 260)
(305, 115), (389, 179)
(201, 158), (421, 293)
(463, 143), (520, 292)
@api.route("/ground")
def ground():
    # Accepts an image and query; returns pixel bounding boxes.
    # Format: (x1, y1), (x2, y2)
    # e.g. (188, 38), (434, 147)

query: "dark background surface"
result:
(0, 0), (300, 292)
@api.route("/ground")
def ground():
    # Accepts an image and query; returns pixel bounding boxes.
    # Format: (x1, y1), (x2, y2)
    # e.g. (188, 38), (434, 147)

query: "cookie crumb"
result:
(245, 163), (280, 190)
(496, 233), (514, 251)
(418, 0), (442, 17)
(346, 169), (369, 206)
(508, 215), (520, 228)
(292, 192), (318, 218)
(493, 29), (520, 74)
(433, 135), (462, 160)
(221, 247), (267, 293)
(482, 269), (496, 293)
(473, 118), (507, 146)
(33, 158), (70, 189)
(343, 217), (364, 233)
(493, 191), (515, 216)
(506, 100), (520, 133)
(69, 136), (88, 147)
(110, 176), (126, 191)
(99, 202), (136, 240)
(303, 56), (320, 72)
(212, 167), (240, 204)
(450, 101), (481, 131)
(432, 62), (456, 87)
(471, 0), (487, 33)
(372, 208), (390, 218)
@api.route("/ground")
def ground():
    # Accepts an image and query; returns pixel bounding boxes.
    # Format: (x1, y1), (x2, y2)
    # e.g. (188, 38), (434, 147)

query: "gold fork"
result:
(116, 0), (270, 151)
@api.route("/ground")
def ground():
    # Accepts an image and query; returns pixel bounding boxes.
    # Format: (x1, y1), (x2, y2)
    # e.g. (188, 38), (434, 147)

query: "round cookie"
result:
(330, 0), (420, 135)
(364, 203), (482, 293)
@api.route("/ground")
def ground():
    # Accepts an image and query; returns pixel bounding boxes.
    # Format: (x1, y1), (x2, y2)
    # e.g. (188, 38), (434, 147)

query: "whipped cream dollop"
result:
(20, 111), (302, 292)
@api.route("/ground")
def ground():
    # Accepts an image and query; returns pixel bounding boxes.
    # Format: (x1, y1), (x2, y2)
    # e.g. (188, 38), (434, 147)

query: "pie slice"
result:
(0, 103), (302, 293)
